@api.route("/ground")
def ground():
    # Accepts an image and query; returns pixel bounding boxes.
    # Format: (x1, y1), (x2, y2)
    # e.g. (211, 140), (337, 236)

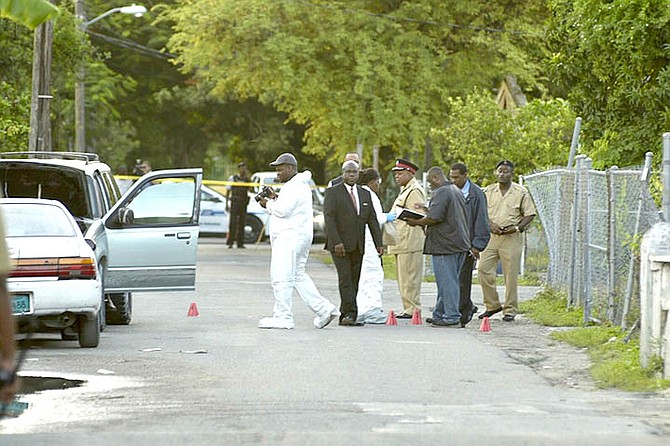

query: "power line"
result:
(86, 30), (175, 60)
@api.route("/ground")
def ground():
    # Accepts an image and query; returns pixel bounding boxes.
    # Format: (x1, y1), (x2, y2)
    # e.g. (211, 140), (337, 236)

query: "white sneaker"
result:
(258, 317), (294, 329)
(313, 305), (340, 329)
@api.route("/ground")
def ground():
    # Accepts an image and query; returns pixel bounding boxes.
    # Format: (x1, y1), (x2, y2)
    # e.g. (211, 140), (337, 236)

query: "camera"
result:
(254, 185), (274, 202)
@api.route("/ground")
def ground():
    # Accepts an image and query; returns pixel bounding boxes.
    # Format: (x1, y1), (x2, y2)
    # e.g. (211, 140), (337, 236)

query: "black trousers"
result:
(331, 247), (363, 321)
(459, 252), (476, 324)
(227, 201), (247, 247)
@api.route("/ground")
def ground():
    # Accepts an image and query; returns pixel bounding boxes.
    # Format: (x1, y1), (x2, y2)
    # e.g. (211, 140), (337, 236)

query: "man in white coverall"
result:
(256, 153), (339, 329)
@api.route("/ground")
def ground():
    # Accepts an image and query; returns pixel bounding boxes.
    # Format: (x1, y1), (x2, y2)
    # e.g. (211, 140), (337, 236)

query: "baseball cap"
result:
(269, 153), (298, 167)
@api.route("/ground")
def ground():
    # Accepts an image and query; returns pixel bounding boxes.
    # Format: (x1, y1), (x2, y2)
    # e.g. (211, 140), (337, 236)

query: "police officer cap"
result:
(391, 158), (418, 174)
(269, 153), (298, 167)
(496, 160), (514, 169)
(237, 162), (246, 167)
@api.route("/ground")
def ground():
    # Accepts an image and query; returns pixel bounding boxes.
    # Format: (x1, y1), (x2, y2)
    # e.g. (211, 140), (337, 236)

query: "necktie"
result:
(349, 186), (358, 214)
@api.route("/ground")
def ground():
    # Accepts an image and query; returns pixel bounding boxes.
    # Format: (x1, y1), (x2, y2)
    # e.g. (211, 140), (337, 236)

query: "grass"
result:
(521, 287), (670, 392)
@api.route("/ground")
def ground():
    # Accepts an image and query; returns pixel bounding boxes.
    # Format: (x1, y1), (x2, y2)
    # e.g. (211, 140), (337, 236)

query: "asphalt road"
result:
(1, 239), (667, 445)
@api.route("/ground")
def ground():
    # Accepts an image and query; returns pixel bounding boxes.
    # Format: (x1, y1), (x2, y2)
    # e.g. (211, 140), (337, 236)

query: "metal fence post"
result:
(569, 155), (585, 306)
(583, 158), (593, 323)
(607, 166), (618, 323)
(621, 152), (654, 328)
(663, 133), (670, 223)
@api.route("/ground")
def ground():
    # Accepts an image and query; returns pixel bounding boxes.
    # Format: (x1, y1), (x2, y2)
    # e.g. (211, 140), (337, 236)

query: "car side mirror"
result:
(117, 207), (135, 225)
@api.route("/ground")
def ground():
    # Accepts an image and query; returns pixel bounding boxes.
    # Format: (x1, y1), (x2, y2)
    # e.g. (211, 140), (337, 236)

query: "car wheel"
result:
(244, 215), (264, 245)
(99, 291), (107, 333)
(107, 292), (132, 325)
(78, 313), (100, 348)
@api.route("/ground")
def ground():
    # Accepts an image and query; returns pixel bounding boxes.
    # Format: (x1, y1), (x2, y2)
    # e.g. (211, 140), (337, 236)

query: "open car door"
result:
(102, 168), (202, 292)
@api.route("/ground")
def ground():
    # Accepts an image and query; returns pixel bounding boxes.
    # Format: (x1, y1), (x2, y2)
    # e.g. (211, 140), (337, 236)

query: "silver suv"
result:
(0, 151), (202, 333)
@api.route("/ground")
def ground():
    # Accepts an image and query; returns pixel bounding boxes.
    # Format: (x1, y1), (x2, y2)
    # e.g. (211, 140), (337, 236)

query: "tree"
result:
(547, 0), (670, 168)
(431, 90), (576, 185)
(164, 0), (550, 166)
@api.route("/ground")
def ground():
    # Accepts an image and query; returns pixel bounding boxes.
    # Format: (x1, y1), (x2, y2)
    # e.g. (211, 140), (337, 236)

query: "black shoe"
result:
(426, 317), (434, 324)
(478, 307), (502, 319)
(339, 315), (364, 326)
(502, 314), (516, 322)
(238, 245), (246, 249)
(431, 320), (461, 328)
(227, 245), (233, 249)
(396, 313), (412, 319)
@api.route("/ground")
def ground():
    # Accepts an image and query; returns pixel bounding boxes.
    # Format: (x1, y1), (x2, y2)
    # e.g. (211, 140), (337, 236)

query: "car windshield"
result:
(3, 203), (77, 237)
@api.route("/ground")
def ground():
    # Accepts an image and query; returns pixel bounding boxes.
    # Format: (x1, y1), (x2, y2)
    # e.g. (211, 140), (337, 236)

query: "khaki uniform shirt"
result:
(388, 177), (426, 254)
(484, 182), (536, 228)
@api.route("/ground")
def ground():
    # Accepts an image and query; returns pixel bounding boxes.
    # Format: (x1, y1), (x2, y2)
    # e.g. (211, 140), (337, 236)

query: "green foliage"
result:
(519, 286), (583, 326)
(0, 4), (88, 152)
(431, 90), (576, 185)
(164, 0), (550, 162)
(0, 0), (59, 29)
(547, 0), (670, 168)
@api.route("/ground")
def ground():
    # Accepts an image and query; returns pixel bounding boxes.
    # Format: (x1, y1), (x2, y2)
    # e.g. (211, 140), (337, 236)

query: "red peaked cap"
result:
(391, 158), (418, 174)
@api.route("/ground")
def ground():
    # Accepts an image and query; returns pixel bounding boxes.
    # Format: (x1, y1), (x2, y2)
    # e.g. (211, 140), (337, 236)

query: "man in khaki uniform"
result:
(387, 158), (426, 318)
(477, 160), (536, 322)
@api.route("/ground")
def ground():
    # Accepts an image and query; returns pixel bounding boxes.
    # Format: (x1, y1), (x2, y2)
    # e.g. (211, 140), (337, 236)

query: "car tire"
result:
(107, 292), (132, 325)
(244, 215), (264, 245)
(78, 313), (100, 348)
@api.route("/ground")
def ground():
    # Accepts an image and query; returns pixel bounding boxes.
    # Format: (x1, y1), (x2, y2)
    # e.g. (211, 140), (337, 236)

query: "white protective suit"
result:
(355, 185), (387, 324)
(263, 171), (337, 328)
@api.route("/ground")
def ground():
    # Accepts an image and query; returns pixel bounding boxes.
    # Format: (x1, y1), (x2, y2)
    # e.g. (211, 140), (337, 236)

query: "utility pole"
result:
(74, 0), (86, 152)
(28, 18), (54, 151)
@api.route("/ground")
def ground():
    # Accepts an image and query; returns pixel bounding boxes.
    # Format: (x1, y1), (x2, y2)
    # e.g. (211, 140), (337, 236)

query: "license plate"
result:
(11, 294), (31, 315)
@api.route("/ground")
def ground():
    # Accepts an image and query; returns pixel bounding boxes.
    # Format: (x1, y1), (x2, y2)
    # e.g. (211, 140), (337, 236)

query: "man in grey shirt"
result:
(406, 166), (470, 327)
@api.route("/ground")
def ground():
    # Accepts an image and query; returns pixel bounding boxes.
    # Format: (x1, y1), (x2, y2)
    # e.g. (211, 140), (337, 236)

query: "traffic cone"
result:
(411, 308), (422, 325)
(187, 302), (200, 317)
(479, 316), (491, 332)
(385, 310), (398, 326)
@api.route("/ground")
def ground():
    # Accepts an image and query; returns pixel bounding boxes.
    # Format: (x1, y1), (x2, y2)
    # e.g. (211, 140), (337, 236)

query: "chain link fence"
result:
(523, 154), (662, 327)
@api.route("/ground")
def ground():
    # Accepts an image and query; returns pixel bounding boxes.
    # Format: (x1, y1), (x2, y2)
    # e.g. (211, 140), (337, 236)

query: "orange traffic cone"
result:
(385, 310), (398, 326)
(187, 302), (200, 317)
(479, 316), (491, 332)
(411, 308), (422, 325)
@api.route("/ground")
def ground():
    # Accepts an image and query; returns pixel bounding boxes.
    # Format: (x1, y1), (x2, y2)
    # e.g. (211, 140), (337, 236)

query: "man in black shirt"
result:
(226, 162), (251, 248)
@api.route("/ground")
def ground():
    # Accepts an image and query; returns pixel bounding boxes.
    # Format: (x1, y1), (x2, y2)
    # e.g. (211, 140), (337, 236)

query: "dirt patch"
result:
(474, 314), (670, 435)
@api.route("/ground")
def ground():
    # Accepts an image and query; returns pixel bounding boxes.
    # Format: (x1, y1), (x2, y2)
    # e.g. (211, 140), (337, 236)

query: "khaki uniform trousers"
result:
(477, 232), (523, 315)
(395, 251), (423, 315)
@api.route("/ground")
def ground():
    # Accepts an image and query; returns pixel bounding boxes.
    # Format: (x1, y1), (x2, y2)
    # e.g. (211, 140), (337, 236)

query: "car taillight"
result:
(10, 257), (97, 279)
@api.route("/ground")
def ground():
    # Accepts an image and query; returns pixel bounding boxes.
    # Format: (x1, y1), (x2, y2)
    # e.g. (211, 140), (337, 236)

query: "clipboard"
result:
(396, 207), (426, 221)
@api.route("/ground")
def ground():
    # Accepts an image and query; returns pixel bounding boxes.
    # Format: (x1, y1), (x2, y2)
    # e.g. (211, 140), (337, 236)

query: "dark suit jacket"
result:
(466, 181), (490, 252)
(323, 183), (382, 253)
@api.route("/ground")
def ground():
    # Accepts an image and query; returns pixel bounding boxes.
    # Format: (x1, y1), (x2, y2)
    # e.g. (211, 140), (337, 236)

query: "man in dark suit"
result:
(324, 160), (383, 326)
(450, 163), (490, 326)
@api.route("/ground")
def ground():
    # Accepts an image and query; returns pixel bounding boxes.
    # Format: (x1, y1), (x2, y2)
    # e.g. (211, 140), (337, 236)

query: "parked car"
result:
(0, 151), (202, 329)
(250, 171), (326, 242)
(3, 198), (102, 348)
(199, 184), (269, 243)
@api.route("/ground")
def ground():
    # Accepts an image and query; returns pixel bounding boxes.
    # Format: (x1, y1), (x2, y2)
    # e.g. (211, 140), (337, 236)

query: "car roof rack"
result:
(0, 151), (100, 162)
